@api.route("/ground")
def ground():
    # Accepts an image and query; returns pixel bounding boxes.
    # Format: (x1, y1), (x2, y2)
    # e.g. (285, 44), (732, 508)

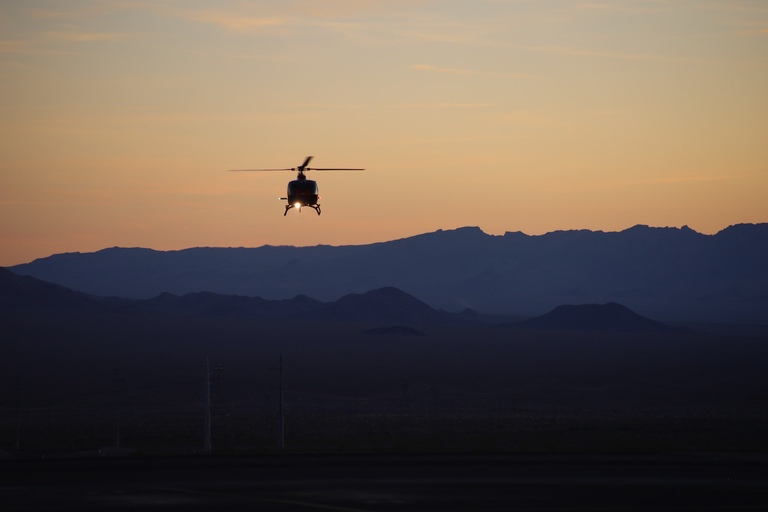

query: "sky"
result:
(2, 0), (767, 266)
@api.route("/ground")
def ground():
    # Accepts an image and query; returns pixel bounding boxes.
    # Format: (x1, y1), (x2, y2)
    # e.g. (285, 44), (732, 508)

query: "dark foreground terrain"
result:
(2, 453), (768, 511)
(3, 281), (768, 511)
(3, 309), (768, 455)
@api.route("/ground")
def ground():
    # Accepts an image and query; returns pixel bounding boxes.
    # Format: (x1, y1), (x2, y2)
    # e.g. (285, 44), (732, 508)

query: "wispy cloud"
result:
(695, 1), (768, 16)
(511, 44), (700, 63)
(411, 64), (540, 78)
(181, 9), (376, 38)
(616, 175), (736, 187)
(0, 40), (31, 53)
(396, 103), (495, 109)
(184, 11), (284, 32)
(29, 2), (286, 34)
(44, 31), (131, 42)
(743, 28), (768, 34)
(0, 39), (69, 56)
(407, 33), (709, 65)
(280, 102), (495, 109)
(499, 110), (553, 126)
(29, 6), (113, 19)
(576, 2), (675, 14)
(411, 64), (477, 75)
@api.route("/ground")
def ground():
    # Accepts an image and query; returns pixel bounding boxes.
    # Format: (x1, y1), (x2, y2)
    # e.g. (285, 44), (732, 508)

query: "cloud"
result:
(499, 110), (552, 126)
(180, 9), (373, 38)
(184, 11), (284, 32)
(576, 2), (673, 14)
(611, 175), (736, 188)
(407, 34), (702, 66)
(0, 40), (31, 53)
(411, 64), (477, 75)
(28, 2), (286, 34)
(633, 175), (733, 184)
(510, 43), (706, 63)
(411, 64), (540, 78)
(740, 27), (768, 35)
(44, 31), (131, 42)
(279, 102), (495, 109)
(29, 7), (110, 19)
(695, 1), (768, 16)
(396, 103), (496, 108)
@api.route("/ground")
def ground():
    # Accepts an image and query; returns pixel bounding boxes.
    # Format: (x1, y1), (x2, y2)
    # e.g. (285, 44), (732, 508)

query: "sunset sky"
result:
(2, 0), (767, 266)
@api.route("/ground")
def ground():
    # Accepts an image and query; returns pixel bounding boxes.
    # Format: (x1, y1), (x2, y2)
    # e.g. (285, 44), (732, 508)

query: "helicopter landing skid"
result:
(284, 204), (321, 216)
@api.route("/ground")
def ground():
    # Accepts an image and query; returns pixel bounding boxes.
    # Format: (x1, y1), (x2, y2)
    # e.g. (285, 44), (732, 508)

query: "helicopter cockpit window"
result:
(288, 181), (318, 195)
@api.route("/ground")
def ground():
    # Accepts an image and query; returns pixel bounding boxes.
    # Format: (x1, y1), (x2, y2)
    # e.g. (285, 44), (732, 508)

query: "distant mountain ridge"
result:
(8, 223), (768, 323)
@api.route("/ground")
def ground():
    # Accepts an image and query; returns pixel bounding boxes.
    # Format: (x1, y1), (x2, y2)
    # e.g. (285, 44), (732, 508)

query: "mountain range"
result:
(8, 223), (768, 324)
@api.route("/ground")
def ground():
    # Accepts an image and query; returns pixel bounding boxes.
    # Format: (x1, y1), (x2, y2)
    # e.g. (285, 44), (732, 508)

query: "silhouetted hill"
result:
(0, 268), (458, 325)
(511, 302), (686, 333)
(319, 287), (452, 324)
(9, 223), (768, 323)
(0, 267), (103, 311)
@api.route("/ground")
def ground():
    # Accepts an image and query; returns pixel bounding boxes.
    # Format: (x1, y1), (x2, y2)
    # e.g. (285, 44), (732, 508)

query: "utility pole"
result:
(14, 384), (21, 451)
(204, 357), (212, 453)
(114, 369), (122, 448)
(278, 355), (285, 450)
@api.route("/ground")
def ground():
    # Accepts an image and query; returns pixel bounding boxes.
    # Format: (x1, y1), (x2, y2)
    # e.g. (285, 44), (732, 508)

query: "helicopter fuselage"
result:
(282, 173), (321, 215)
(287, 178), (319, 207)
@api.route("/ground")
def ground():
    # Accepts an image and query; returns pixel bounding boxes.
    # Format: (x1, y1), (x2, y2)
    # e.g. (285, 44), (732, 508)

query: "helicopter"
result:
(229, 156), (365, 216)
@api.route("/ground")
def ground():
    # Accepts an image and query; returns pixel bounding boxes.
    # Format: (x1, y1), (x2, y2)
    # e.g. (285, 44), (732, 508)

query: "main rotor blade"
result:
(300, 156), (313, 168)
(308, 168), (366, 171)
(228, 168), (294, 172)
